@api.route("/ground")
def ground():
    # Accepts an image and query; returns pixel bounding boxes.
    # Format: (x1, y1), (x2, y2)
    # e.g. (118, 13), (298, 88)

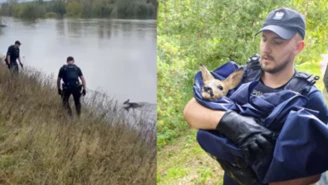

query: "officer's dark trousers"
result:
(223, 172), (240, 185)
(62, 87), (81, 117)
(9, 63), (19, 74)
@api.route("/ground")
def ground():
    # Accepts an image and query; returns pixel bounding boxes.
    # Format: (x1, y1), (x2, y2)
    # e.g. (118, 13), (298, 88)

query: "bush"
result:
(45, 12), (58, 18)
(65, 2), (82, 18)
(135, 3), (155, 19)
(91, 2), (114, 18)
(111, 0), (156, 19)
(19, 2), (46, 19)
(0, 0), (157, 19)
(49, 1), (66, 17)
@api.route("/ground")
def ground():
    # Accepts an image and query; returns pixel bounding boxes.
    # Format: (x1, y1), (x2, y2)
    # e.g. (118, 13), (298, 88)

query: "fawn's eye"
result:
(217, 85), (223, 90)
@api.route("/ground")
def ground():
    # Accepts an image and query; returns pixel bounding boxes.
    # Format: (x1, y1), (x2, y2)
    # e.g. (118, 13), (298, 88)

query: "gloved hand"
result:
(82, 89), (86, 96)
(218, 158), (267, 185)
(20, 63), (23, 68)
(217, 110), (277, 164)
(58, 89), (62, 95)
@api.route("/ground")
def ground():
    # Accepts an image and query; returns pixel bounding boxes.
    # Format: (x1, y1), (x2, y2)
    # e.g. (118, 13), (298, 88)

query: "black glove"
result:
(217, 110), (276, 164)
(58, 89), (62, 95)
(82, 89), (86, 96)
(20, 63), (23, 68)
(218, 158), (267, 185)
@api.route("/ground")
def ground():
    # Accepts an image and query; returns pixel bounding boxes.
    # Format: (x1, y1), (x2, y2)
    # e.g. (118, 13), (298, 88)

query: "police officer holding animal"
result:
(57, 56), (86, 117)
(184, 7), (328, 185)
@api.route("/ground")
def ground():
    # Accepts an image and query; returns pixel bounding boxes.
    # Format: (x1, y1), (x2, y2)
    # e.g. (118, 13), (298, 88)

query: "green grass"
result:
(157, 129), (224, 185)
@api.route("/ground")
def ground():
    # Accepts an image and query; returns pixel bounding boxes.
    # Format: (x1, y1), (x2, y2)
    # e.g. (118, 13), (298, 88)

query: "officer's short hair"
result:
(67, 56), (74, 62)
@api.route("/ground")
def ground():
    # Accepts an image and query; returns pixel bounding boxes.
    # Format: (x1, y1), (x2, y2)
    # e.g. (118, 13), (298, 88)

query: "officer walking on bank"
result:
(5, 40), (23, 73)
(57, 56), (86, 117)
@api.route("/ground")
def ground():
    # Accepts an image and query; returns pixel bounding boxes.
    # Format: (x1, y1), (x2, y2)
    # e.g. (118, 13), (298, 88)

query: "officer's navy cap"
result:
(256, 7), (306, 40)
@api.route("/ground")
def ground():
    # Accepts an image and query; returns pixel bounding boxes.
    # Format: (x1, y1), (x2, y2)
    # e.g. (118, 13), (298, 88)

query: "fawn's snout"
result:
(203, 85), (211, 92)
(203, 85), (214, 97)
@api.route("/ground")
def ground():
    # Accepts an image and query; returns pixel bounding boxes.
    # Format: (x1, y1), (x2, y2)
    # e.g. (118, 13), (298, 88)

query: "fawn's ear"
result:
(224, 68), (244, 90)
(200, 63), (215, 81)
(123, 99), (130, 104)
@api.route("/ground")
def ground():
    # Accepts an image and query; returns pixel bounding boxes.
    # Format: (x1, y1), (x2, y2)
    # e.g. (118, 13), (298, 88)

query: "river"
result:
(0, 17), (157, 105)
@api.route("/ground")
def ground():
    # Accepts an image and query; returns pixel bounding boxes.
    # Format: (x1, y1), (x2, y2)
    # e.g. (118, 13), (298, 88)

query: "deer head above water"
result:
(200, 63), (244, 100)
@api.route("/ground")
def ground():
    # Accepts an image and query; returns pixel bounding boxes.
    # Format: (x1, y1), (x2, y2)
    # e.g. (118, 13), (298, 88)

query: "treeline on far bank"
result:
(0, 0), (157, 19)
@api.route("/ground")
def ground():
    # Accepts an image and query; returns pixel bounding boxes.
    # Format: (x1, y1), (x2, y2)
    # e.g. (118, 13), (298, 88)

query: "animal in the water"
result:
(123, 99), (143, 111)
(199, 63), (244, 100)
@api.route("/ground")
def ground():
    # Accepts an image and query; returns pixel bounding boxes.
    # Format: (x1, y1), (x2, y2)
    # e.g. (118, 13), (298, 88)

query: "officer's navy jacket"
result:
(194, 60), (328, 183)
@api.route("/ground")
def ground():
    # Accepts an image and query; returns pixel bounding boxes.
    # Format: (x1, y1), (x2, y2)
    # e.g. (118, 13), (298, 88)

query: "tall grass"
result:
(0, 64), (156, 185)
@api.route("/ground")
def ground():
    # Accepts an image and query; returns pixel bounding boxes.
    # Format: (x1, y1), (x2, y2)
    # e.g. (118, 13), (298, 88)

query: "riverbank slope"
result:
(0, 65), (156, 185)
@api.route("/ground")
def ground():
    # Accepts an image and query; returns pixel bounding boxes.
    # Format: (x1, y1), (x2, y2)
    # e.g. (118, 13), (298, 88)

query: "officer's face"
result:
(259, 31), (303, 74)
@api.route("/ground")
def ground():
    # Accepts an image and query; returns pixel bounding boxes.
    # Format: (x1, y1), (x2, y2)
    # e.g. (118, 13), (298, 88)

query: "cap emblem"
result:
(273, 11), (284, 20)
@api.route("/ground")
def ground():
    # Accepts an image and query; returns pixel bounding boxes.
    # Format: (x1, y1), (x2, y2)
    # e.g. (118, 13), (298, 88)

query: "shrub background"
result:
(0, 0), (158, 19)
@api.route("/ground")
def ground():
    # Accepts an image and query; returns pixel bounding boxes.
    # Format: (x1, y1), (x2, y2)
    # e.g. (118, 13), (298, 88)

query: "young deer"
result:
(200, 63), (244, 100)
(123, 99), (143, 111)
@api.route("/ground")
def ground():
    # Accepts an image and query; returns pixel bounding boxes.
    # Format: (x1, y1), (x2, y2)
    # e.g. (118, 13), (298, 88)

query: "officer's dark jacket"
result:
(58, 64), (83, 86)
(194, 54), (328, 184)
(6, 45), (20, 63)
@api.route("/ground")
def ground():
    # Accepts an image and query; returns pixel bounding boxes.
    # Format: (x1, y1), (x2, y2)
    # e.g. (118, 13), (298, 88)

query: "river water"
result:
(0, 17), (157, 104)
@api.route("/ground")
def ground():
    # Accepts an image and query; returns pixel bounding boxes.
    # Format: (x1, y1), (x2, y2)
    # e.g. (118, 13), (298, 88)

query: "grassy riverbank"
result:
(0, 65), (156, 184)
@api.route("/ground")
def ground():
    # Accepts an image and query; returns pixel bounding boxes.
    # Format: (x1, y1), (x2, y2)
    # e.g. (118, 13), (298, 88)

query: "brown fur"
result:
(200, 63), (244, 100)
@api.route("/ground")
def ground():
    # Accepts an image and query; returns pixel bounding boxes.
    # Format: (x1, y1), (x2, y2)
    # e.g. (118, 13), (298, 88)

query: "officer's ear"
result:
(294, 34), (305, 55)
(224, 68), (244, 90)
(295, 41), (304, 55)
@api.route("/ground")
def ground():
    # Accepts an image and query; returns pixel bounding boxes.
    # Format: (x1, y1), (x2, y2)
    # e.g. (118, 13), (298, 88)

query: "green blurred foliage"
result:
(0, 0), (157, 19)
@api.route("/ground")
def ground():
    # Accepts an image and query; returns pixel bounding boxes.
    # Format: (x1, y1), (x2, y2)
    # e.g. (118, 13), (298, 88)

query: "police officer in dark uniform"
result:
(57, 56), (86, 117)
(184, 7), (328, 185)
(5, 40), (23, 73)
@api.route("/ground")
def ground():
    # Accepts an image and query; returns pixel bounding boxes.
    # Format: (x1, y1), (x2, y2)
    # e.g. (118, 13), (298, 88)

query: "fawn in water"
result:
(123, 99), (143, 111)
